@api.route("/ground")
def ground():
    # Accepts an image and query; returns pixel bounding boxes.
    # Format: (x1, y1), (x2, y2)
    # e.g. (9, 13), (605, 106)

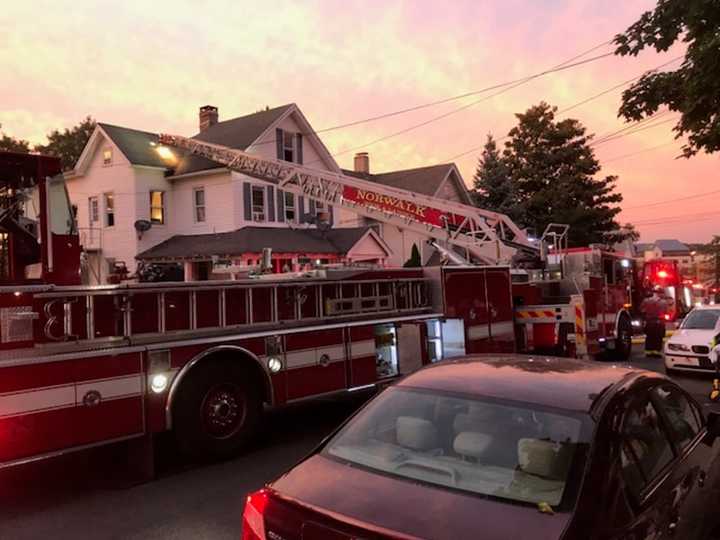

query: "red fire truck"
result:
(0, 142), (635, 472)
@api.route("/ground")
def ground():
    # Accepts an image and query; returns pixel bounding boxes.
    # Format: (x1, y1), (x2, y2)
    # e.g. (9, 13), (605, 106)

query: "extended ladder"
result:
(158, 134), (536, 264)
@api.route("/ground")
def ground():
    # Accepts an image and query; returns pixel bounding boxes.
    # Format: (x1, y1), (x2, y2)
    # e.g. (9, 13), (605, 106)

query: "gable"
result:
(347, 230), (393, 260)
(434, 168), (471, 204)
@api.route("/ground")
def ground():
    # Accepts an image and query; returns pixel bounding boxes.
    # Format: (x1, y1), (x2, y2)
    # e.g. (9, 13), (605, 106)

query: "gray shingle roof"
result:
(137, 226), (373, 260)
(654, 239), (690, 255)
(342, 164), (454, 197)
(98, 123), (169, 168)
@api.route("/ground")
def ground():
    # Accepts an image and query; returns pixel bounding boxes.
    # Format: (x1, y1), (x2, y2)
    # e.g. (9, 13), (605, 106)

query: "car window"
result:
(652, 385), (701, 449)
(620, 397), (675, 498)
(681, 309), (720, 330)
(323, 387), (591, 509)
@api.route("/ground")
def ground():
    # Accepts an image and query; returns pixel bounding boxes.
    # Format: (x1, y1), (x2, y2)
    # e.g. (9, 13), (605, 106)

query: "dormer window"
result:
(102, 148), (112, 166)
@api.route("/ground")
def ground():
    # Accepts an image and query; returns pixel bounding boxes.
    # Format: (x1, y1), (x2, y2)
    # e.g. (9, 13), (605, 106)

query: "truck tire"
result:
(610, 314), (633, 362)
(173, 360), (262, 461)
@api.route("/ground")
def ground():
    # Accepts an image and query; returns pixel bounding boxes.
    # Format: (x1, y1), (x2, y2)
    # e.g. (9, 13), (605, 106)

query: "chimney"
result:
(354, 152), (370, 174)
(199, 105), (218, 132)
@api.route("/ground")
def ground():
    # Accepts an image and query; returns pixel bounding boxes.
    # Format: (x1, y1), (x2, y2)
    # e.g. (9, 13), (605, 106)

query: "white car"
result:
(664, 306), (720, 373)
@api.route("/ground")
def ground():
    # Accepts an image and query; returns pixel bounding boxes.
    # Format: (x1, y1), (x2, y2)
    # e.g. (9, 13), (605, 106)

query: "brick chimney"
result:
(354, 152), (370, 174)
(199, 105), (218, 132)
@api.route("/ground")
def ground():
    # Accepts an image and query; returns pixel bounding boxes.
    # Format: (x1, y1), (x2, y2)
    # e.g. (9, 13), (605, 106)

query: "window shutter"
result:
(296, 133), (303, 164)
(308, 199), (316, 218)
(298, 196), (306, 223)
(243, 182), (251, 221)
(276, 128), (284, 160)
(328, 205), (334, 226)
(276, 189), (285, 222)
(267, 185), (275, 221)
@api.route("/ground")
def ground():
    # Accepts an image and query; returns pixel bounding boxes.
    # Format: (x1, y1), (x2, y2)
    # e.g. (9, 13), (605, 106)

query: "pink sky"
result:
(1, 0), (717, 242)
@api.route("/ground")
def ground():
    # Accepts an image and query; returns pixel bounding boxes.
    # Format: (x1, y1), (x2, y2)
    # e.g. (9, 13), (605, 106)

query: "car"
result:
(664, 306), (720, 374)
(241, 355), (720, 540)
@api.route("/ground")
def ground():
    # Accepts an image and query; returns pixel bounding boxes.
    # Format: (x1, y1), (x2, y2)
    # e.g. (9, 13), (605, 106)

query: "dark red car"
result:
(242, 356), (720, 539)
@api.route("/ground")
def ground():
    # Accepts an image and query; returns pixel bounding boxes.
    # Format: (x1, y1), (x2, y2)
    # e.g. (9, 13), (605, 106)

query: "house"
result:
(634, 239), (696, 277)
(68, 104), (472, 283)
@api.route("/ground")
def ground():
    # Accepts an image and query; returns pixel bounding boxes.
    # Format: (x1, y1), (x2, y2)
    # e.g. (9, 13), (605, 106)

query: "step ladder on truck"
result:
(0, 142), (630, 472)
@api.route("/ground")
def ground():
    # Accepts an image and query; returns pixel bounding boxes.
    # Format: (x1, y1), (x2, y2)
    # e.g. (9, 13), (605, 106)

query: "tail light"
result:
(663, 313), (671, 321)
(242, 489), (269, 540)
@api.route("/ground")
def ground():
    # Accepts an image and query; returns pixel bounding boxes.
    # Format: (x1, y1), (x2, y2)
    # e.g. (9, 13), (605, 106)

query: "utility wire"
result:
(590, 115), (678, 147)
(623, 188), (720, 210)
(602, 141), (677, 163)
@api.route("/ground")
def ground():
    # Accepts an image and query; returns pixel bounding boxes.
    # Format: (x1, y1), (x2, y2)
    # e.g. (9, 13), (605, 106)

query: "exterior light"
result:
(13, 291), (21, 297)
(657, 270), (669, 279)
(150, 373), (168, 393)
(620, 259), (630, 268)
(267, 356), (282, 373)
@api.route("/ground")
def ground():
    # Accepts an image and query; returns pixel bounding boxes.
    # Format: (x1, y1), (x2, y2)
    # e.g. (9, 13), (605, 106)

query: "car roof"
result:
(396, 355), (662, 414)
(689, 305), (720, 311)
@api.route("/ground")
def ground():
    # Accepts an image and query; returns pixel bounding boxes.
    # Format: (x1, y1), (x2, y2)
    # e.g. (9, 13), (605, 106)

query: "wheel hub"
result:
(201, 384), (246, 439)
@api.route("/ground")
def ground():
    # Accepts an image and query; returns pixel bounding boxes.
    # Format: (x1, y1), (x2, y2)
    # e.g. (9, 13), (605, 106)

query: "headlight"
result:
(150, 373), (169, 393)
(667, 343), (690, 352)
(631, 320), (642, 327)
(267, 356), (283, 373)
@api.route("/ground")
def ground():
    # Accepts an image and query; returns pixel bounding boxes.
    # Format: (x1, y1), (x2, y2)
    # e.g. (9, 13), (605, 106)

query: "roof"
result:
(98, 123), (169, 168)
(137, 226), (374, 260)
(397, 355), (656, 412)
(173, 104), (294, 176)
(634, 243), (654, 254)
(342, 164), (456, 197)
(654, 239), (690, 255)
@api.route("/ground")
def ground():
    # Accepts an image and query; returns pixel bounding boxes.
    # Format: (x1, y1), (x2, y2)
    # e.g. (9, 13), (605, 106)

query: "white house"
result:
(68, 104), (472, 283)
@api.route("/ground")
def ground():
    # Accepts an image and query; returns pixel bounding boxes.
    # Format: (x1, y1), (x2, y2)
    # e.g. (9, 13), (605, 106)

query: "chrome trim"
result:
(164, 345), (274, 429)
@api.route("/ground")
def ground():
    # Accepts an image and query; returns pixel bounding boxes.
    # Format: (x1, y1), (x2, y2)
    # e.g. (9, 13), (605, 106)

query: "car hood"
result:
(669, 329), (717, 346)
(270, 454), (571, 540)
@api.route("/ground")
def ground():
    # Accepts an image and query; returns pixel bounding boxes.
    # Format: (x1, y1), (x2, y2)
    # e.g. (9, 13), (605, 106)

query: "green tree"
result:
(403, 243), (422, 267)
(0, 124), (31, 153)
(501, 102), (623, 247)
(700, 236), (720, 299)
(35, 116), (96, 170)
(472, 134), (519, 221)
(614, 0), (720, 157)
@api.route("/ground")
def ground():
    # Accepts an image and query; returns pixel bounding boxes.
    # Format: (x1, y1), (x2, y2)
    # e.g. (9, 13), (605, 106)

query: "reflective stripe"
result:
(76, 374), (143, 402)
(350, 339), (375, 358)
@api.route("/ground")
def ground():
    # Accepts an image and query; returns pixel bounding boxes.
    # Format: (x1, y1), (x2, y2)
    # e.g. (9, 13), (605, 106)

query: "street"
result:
(0, 345), (718, 540)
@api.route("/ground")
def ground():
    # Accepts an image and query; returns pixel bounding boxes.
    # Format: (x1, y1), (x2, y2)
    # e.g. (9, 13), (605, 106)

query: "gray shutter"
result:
(328, 205), (334, 226)
(296, 133), (303, 164)
(267, 185), (275, 221)
(243, 182), (251, 221)
(276, 189), (285, 222)
(308, 199), (316, 218)
(298, 196), (306, 223)
(276, 128), (284, 160)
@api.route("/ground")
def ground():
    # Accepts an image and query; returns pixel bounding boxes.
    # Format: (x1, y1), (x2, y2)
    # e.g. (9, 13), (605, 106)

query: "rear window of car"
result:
(681, 309), (720, 330)
(323, 387), (591, 510)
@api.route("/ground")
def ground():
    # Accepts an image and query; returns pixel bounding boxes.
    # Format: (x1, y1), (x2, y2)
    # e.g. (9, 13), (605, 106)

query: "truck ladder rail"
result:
(158, 134), (536, 265)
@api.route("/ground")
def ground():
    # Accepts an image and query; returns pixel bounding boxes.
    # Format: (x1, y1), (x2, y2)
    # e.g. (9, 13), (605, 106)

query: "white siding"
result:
(171, 171), (235, 234)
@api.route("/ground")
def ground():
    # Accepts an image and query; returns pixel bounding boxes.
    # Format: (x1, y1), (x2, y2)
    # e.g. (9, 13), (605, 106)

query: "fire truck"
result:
(0, 141), (635, 472)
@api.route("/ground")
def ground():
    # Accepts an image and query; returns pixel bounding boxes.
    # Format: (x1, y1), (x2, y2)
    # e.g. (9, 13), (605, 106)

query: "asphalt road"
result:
(1, 345), (719, 539)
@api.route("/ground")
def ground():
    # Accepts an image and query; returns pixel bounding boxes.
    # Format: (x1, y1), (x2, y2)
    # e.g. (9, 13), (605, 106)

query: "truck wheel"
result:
(611, 315), (633, 362)
(173, 361), (262, 461)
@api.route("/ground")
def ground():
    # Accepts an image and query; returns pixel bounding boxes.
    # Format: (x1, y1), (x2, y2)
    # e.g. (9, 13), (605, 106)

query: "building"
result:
(68, 104), (471, 283)
(634, 239), (696, 277)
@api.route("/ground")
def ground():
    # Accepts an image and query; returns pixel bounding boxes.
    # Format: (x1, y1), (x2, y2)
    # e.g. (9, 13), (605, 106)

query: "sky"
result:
(1, 0), (717, 243)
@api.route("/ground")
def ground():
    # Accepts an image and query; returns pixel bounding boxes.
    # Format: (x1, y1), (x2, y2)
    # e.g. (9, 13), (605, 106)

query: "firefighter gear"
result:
(709, 339), (720, 402)
(641, 294), (667, 357)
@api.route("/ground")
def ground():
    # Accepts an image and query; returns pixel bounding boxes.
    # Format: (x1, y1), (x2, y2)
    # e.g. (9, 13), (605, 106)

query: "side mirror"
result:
(706, 411), (720, 439)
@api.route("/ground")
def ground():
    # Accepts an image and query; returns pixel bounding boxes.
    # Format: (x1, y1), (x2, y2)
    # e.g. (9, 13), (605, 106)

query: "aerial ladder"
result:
(158, 134), (538, 265)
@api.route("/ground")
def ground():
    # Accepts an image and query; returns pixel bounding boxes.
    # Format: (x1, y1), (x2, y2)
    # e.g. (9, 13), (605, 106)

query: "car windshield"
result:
(681, 309), (720, 330)
(323, 387), (591, 509)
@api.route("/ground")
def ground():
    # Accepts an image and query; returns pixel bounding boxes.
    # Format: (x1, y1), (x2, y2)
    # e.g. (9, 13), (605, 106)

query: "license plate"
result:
(674, 357), (700, 367)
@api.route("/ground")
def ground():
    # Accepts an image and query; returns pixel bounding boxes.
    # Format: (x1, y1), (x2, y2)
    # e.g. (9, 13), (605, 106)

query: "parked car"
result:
(665, 306), (720, 374)
(241, 355), (720, 540)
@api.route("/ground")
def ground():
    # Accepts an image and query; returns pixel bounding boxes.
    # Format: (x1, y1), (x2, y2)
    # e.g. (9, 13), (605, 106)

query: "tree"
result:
(403, 243), (422, 267)
(34, 116), (96, 170)
(0, 124), (31, 153)
(699, 236), (720, 300)
(614, 1), (720, 157)
(471, 134), (519, 221)
(501, 103), (624, 246)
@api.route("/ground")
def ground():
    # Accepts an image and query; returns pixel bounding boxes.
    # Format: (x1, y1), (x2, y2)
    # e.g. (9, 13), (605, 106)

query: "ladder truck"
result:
(0, 140), (629, 474)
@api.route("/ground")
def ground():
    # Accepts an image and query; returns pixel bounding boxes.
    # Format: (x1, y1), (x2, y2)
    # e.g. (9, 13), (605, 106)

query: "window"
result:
(681, 309), (720, 330)
(324, 387), (589, 509)
(653, 385), (701, 449)
(104, 193), (114, 227)
(102, 148), (112, 166)
(88, 197), (99, 225)
(150, 191), (165, 224)
(251, 186), (265, 222)
(283, 131), (295, 162)
(620, 396), (675, 498)
(194, 188), (206, 223)
(315, 200), (326, 212)
(283, 191), (295, 222)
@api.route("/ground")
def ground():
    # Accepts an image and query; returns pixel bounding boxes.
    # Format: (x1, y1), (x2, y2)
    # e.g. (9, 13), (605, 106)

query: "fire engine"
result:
(0, 141), (636, 472)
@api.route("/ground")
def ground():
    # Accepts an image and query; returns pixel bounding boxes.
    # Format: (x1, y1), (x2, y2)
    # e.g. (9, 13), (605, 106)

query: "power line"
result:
(590, 115), (678, 147)
(591, 110), (671, 144)
(623, 188), (720, 210)
(602, 141), (677, 163)
(628, 210), (719, 225)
